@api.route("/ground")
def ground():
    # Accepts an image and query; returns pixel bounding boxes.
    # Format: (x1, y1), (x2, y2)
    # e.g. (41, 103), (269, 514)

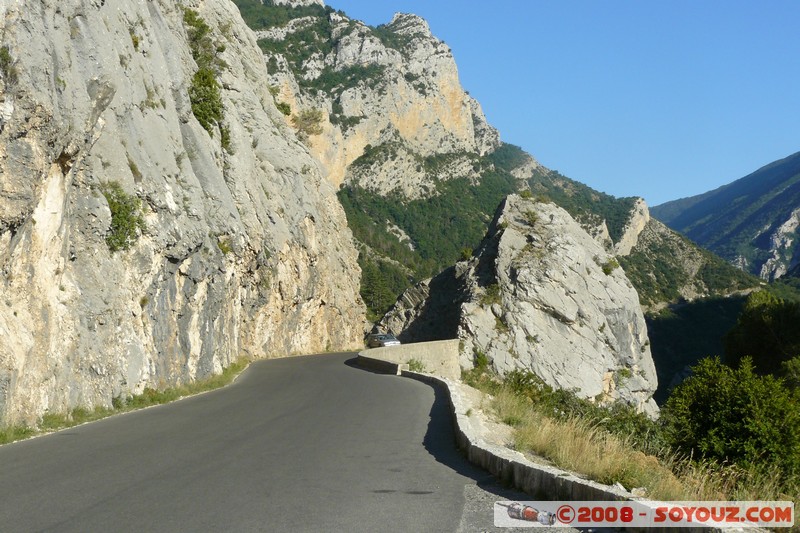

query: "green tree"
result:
(724, 291), (800, 375)
(782, 356), (800, 391)
(360, 261), (395, 320)
(662, 356), (800, 478)
(291, 108), (324, 140)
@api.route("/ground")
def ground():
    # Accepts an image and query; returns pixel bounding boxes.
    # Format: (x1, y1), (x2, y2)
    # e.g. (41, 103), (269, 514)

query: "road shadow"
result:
(418, 377), (497, 480)
(347, 355), (529, 497)
(343, 355), (398, 375)
(348, 356), (486, 474)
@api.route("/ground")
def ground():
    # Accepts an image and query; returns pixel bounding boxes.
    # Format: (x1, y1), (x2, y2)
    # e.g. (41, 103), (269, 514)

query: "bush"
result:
(0, 45), (18, 87)
(275, 101), (291, 116)
(602, 257), (620, 275)
(100, 181), (146, 252)
(183, 8), (229, 148)
(407, 359), (425, 373)
(662, 356), (800, 479)
(724, 291), (800, 376)
(189, 68), (223, 135)
(291, 108), (324, 139)
(474, 349), (490, 370)
(480, 283), (502, 306)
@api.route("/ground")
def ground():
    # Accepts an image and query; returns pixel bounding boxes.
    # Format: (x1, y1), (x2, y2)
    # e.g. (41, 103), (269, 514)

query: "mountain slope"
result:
(232, 0), (760, 316)
(652, 151), (800, 280)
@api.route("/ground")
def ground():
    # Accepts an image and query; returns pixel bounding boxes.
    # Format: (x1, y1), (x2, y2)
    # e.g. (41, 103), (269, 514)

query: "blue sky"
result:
(329, 0), (800, 206)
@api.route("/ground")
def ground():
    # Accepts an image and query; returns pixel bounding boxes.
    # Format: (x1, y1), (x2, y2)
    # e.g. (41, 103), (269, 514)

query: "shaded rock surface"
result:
(381, 195), (658, 415)
(0, 0), (364, 425)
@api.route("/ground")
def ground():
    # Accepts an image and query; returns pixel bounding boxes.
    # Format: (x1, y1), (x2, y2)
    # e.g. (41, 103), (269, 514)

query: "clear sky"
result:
(328, 0), (800, 206)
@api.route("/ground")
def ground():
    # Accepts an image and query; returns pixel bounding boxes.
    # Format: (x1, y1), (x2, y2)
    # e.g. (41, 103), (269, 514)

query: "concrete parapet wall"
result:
(359, 339), (461, 380)
(396, 370), (737, 533)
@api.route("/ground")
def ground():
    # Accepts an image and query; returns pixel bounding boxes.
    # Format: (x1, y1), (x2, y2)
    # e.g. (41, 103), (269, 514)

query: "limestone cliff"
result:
(0, 0), (364, 425)
(380, 195), (659, 415)
(614, 198), (650, 256)
(249, 3), (500, 198)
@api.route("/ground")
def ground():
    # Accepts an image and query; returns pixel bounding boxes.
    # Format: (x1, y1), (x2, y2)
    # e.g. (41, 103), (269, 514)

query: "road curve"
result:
(0, 353), (518, 532)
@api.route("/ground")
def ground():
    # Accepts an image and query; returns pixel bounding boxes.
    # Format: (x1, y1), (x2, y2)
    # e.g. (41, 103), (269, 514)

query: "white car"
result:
(366, 333), (401, 348)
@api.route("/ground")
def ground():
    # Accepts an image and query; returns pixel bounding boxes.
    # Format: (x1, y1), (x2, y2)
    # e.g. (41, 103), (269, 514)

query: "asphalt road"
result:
(0, 353), (535, 532)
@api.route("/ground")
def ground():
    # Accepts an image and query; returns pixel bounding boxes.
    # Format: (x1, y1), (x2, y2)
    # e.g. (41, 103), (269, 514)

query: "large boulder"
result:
(382, 195), (658, 415)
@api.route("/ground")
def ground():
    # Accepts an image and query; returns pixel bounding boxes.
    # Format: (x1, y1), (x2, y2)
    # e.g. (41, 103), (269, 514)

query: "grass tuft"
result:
(0, 358), (251, 446)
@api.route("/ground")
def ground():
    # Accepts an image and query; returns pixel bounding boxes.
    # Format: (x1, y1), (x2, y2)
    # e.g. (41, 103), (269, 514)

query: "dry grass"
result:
(491, 387), (799, 517)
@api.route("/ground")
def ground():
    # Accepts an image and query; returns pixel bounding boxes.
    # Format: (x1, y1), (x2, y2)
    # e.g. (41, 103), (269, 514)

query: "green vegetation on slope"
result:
(618, 225), (757, 307)
(183, 8), (230, 149)
(646, 296), (748, 404)
(358, 257), (410, 322)
(768, 272), (800, 302)
(256, 15), (336, 78)
(338, 159), (518, 317)
(232, 0), (331, 31)
(0, 45), (18, 88)
(100, 181), (146, 252)
(237, 0), (398, 94)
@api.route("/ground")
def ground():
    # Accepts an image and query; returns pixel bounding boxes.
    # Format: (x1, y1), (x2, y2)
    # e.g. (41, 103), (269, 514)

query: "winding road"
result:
(0, 353), (532, 532)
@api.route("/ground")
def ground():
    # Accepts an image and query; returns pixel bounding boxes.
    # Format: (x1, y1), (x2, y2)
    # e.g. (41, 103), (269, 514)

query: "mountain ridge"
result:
(652, 150), (800, 280)
(234, 0), (760, 314)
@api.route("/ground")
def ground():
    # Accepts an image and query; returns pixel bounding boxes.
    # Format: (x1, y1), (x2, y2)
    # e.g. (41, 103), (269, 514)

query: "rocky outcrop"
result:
(756, 207), (800, 279)
(260, 7), (500, 198)
(0, 0), (364, 425)
(614, 198), (650, 256)
(381, 195), (659, 415)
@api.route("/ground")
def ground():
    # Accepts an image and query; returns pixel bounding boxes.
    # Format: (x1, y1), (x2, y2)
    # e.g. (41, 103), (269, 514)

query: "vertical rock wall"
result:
(0, 0), (364, 425)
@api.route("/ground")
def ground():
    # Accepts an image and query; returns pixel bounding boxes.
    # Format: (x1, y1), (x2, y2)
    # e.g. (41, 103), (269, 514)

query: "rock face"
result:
(0, 0), (364, 425)
(381, 195), (659, 415)
(614, 198), (650, 256)
(757, 207), (800, 279)
(258, 7), (500, 198)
